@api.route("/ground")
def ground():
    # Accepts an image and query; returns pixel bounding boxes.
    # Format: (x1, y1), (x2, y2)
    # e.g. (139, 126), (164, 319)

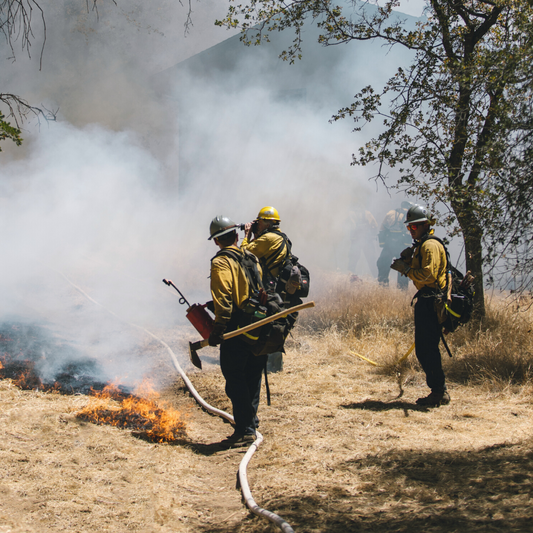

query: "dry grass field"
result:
(1, 277), (532, 532)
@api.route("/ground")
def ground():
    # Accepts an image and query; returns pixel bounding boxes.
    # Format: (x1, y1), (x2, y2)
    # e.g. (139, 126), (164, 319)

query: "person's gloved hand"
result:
(285, 265), (302, 295)
(208, 322), (226, 347)
(400, 247), (414, 261)
(390, 258), (411, 276)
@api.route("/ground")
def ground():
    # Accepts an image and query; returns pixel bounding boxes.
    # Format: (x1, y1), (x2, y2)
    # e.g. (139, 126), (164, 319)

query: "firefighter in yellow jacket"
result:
(241, 206), (290, 372)
(208, 215), (268, 448)
(390, 205), (451, 407)
(241, 206), (288, 282)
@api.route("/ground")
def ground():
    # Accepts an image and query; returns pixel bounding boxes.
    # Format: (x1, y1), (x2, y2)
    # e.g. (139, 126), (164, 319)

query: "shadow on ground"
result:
(341, 399), (430, 413)
(197, 438), (533, 532)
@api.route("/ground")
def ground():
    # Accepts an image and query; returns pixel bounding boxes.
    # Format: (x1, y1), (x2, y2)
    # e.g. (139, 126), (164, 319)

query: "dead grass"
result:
(1, 281), (533, 532)
(302, 274), (533, 391)
(301, 273), (413, 336)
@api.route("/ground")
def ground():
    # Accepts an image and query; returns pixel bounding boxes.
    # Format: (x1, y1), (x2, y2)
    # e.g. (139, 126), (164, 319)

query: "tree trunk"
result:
(456, 210), (486, 318)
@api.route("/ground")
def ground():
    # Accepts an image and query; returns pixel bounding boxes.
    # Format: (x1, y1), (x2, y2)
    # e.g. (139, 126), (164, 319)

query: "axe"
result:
(188, 301), (315, 369)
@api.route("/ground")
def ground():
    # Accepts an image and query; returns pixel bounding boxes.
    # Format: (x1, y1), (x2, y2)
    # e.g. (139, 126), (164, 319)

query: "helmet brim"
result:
(405, 217), (428, 224)
(208, 226), (237, 240)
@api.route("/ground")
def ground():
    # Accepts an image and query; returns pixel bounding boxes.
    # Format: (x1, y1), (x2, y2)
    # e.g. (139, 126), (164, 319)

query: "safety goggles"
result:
(407, 223), (422, 231)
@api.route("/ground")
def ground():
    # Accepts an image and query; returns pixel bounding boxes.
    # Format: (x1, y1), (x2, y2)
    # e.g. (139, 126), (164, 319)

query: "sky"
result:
(391, 0), (427, 17)
(0, 0), (434, 387)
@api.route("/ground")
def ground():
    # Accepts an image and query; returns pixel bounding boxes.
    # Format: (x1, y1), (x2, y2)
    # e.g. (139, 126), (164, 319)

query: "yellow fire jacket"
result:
(379, 208), (411, 247)
(241, 228), (288, 279)
(210, 246), (262, 326)
(407, 237), (447, 291)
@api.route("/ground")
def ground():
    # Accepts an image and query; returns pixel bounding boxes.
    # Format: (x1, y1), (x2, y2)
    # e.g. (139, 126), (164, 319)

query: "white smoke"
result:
(0, 0), (437, 387)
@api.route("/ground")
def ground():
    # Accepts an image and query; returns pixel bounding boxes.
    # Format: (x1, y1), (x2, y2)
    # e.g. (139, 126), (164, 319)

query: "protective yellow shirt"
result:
(407, 238), (447, 291)
(380, 209), (405, 233)
(210, 246), (262, 326)
(241, 229), (287, 279)
(379, 208), (410, 247)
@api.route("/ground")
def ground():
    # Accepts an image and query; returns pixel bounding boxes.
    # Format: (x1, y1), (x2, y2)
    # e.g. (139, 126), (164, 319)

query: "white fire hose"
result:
(56, 270), (295, 533)
(158, 337), (295, 533)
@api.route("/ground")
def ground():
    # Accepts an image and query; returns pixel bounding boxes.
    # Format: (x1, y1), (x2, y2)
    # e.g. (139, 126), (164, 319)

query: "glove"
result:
(400, 247), (414, 261)
(285, 266), (302, 295)
(208, 322), (226, 347)
(390, 258), (411, 276)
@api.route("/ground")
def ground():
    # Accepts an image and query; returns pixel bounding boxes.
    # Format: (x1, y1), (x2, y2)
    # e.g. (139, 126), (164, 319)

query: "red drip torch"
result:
(162, 279), (214, 340)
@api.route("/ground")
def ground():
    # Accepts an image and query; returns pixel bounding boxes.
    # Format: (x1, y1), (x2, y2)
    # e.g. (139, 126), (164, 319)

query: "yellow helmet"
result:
(256, 206), (280, 221)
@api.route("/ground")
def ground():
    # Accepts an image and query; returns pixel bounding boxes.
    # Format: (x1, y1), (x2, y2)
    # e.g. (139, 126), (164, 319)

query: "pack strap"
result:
(410, 286), (440, 306)
(263, 360), (271, 406)
(416, 234), (451, 293)
(440, 329), (453, 358)
(262, 231), (292, 276)
(216, 248), (264, 293)
(444, 302), (461, 318)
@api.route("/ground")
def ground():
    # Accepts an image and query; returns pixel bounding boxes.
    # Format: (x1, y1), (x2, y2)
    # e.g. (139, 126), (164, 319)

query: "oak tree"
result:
(217, 0), (533, 316)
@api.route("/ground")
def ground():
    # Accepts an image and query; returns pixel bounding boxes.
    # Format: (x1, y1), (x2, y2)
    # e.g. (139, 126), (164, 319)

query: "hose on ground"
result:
(351, 342), (415, 366)
(55, 269), (294, 533)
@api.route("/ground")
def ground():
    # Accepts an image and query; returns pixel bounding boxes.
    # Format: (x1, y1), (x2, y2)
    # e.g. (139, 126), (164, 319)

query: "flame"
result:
(12, 362), (45, 390)
(76, 378), (187, 443)
(0, 331), (187, 443)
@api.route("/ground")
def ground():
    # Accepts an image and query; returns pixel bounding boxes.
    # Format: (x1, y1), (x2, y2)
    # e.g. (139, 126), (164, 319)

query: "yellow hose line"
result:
(350, 342), (415, 367)
(350, 351), (379, 366)
(396, 342), (416, 364)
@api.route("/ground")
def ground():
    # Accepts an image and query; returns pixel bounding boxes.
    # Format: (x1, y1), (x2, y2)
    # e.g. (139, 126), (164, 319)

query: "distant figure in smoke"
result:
(390, 205), (450, 407)
(241, 206), (295, 373)
(208, 216), (268, 448)
(347, 208), (378, 280)
(376, 201), (413, 289)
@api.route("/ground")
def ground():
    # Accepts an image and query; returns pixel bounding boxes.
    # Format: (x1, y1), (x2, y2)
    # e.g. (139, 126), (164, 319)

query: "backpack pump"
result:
(259, 230), (310, 300)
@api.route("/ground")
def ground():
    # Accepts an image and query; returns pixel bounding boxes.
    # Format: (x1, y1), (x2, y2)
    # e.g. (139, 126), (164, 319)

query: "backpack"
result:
(215, 248), (292, 357)
(260, 231), (310, 301)
(417, 236), (475, 333)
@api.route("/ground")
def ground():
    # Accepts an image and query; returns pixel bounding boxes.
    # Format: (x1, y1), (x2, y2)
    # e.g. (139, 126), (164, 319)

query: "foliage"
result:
(0, 1), (195, 149)
(0, 110), (22, 148)
(217, 0), (533, 314)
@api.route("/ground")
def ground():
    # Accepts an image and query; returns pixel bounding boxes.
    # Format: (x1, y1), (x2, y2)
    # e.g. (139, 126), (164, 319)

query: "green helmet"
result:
(405, 205), (429, 224)
(208, 216), (237, 240)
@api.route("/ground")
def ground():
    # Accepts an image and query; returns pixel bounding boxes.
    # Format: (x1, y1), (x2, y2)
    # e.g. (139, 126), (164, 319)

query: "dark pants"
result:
(220, 336), (267, 435)
(414, 296), (446, 393)
(377, 246), (409, 289)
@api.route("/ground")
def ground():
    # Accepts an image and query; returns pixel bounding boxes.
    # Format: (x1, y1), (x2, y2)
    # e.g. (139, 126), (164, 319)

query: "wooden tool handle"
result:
(223, 301), (315, 340)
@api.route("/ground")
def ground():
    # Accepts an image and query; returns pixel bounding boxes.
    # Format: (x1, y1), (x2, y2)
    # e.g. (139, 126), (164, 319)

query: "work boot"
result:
(416, 391), (450, 407)
(219, 432), (256, 449)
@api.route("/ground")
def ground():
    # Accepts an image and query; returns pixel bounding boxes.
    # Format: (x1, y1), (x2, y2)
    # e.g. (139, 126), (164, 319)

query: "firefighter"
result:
(376, 201), (413, 289)
(208, 215), (268, 447)
(241, 206), (287, 281)
(241, 206), (289, 373)
(390, 205), (451, 407)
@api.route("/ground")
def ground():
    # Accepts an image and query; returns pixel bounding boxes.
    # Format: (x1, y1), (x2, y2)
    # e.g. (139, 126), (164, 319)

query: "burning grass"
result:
(0, 323), (188, 443)
(76, 380), (188, 443)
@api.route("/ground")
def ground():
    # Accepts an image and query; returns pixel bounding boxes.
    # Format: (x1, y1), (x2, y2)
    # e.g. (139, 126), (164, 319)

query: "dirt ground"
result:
(1, 328), (532, 533)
